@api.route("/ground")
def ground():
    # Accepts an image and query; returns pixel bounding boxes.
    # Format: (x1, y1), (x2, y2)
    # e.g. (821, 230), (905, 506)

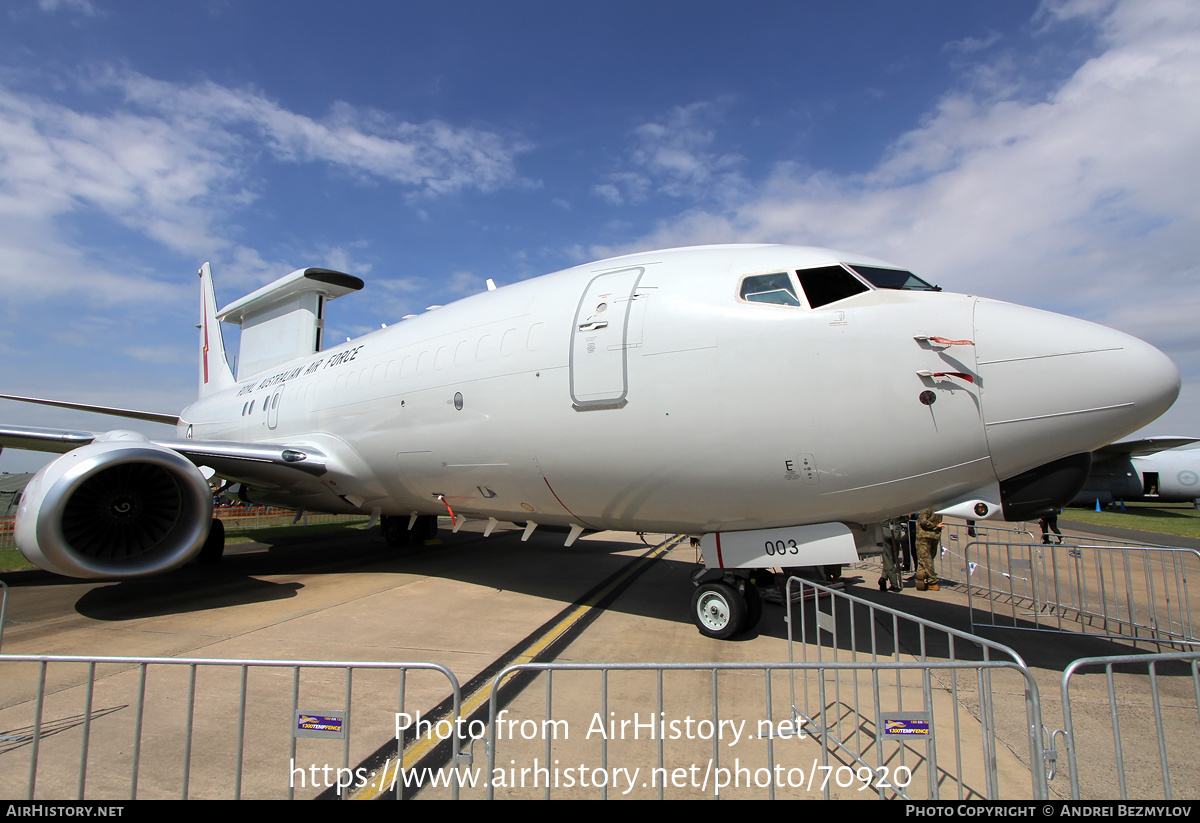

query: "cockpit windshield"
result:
(739, 272), (802, 306)
(846, 265), (939, 291)
(738, 262), (939, 312)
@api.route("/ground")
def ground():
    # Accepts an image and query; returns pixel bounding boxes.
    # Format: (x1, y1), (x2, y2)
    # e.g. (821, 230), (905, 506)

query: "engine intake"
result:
(16, 436), (213, 579)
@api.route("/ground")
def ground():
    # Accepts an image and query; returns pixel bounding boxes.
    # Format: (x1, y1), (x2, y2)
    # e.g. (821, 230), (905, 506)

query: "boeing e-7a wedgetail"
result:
(0, 244), (1181, 638)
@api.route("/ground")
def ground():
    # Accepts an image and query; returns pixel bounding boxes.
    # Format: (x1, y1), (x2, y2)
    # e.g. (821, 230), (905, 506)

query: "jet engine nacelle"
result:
(15, 432), (213, 579)
(998, 452), (1093, 520)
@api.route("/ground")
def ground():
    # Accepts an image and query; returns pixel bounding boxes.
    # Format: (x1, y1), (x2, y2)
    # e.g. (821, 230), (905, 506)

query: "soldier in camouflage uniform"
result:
(915, 508), (942, 592)
(879, 518), (904, 592)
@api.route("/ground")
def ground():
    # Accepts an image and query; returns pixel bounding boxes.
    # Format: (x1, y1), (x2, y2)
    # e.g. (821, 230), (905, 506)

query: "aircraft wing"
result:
(0, 423), (327, 481)
(0, 424), (97, 454)
(1094, 436), (1200, 459)
(159, 437), (328, 479)
(0, 393), (179, 425)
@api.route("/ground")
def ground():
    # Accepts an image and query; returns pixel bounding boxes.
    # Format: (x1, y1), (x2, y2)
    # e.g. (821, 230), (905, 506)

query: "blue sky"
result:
(2, 0), (1198, 473)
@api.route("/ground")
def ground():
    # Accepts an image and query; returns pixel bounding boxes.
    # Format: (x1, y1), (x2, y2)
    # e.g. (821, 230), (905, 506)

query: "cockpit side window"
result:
(847, 264), (939, 291)
(795, 265), (870, 308)
(739, 272), (802, 307)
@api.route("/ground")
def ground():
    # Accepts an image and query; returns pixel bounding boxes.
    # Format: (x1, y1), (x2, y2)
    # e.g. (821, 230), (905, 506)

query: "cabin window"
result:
(528, 322), (546, 350)
(477, 334), (495, 361)
(795, 265), (870, 308)
(739, 272), (801, 307)
(500, 328), (517, 356)
(846, 264), (938, 291)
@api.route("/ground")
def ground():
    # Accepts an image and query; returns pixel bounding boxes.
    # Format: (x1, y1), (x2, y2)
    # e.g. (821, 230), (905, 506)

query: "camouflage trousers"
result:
(916, 537), (939, 584)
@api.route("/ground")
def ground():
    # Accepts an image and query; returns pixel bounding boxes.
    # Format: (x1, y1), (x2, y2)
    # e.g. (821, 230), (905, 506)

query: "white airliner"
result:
(1074, 437), (1200, 507)
(0, 244), (1182, 638)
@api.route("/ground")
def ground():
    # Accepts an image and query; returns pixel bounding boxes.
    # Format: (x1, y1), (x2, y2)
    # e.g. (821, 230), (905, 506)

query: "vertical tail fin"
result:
(199, 262), (235, 398)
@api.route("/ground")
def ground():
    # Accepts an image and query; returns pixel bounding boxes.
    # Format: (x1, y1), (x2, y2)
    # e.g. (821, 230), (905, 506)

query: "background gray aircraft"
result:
(1074, 437), (1200, 508)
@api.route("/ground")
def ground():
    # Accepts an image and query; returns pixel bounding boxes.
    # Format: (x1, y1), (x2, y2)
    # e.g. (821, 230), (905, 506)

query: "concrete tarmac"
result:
(0, 518), (1196, 800)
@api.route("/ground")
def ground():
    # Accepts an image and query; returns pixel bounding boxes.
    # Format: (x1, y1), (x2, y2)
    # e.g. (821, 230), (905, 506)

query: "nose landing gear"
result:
(689, 570), (765, 639)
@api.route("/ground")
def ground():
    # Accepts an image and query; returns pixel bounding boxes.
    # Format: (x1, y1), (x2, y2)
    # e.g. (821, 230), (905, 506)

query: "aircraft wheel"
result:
(381, 515), (411, 547)
(691, 582), (745, 640)
(413, 514), (439, 543)
(197, 519), (225, 565)
(742, 582), (763, 632)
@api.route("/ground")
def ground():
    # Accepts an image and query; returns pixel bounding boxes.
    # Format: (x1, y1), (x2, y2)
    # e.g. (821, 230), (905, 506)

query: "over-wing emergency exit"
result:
(0, 244), (1181, 638)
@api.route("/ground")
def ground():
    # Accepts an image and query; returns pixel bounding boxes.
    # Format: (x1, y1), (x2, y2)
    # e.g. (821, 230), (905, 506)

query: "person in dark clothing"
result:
(879, 518), (904, 592)
(1039, 510), (1064, 544)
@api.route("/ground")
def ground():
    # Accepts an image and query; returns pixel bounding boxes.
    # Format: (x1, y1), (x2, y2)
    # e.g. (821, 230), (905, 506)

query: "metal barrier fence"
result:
(783, 575), (1048, 800)
(465, 659), (1046, 800)
(2, 544), (1195, 800)
(0, 654), (460, 800)
(210, 507), (370, 531)
(1058, 652), (1200, 800)
(936, 527), (1199, 649)
(780, 578), (1200, 801)
(3, 648), (1195, 800)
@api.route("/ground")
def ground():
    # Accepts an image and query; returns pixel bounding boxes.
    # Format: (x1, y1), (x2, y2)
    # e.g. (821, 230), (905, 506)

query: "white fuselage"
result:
(177, 245), (1180, 534)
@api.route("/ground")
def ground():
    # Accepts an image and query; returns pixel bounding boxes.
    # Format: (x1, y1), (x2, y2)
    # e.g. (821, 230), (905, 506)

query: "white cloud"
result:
(444, 270), (486, 295)
(0, 67), (534, 306)
(592, 182), (624, 206)
(605, 0), (1200, 327)
(0, 84), (244, 238)
(121, 344), (192, 365)
(36, 0), (97, 16)
(595, 101), (747, 205)
(594, 0), (1200, 432)
(111, 72), (531, 197)
(944, 31), (1003, 55)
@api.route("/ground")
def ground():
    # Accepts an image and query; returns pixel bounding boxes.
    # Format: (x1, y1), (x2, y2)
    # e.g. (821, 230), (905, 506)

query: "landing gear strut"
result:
(197, 518), (225, 565)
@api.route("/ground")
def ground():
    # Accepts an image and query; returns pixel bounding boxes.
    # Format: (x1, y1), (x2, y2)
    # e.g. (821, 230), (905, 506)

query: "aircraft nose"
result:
(974, 299), (1180, 481)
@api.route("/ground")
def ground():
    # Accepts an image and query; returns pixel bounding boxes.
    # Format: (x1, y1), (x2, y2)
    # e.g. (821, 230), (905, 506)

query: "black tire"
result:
(741, 582), (763, 633)
(413, 514), (438, 543)
(691, 582), (745, 640)
(381, 515), (411, 547)
(197, 519), (225, 565)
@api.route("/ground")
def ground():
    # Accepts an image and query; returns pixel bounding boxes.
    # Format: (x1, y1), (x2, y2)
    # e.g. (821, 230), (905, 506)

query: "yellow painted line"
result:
(352, 535), (682, 799)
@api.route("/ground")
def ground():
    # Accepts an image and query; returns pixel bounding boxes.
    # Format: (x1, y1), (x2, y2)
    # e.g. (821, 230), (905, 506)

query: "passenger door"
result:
(569, 267), (644, 408)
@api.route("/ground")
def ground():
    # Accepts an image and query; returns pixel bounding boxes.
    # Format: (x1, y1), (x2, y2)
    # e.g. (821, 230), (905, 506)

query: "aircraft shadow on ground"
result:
(68, 524), (679, 623)
(54, 525), (1198, 674)
(74, 575), (302, 621)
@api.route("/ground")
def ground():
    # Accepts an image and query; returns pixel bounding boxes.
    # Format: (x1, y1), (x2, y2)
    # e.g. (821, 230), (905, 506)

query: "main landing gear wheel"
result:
(197, 518), (225, 565)
(412, 514), (438, 543)
(691, 582), (745, 640)
(381, 515), (411, 547)
(382, 514), (438, 547)
(742, 582), (763, 633)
